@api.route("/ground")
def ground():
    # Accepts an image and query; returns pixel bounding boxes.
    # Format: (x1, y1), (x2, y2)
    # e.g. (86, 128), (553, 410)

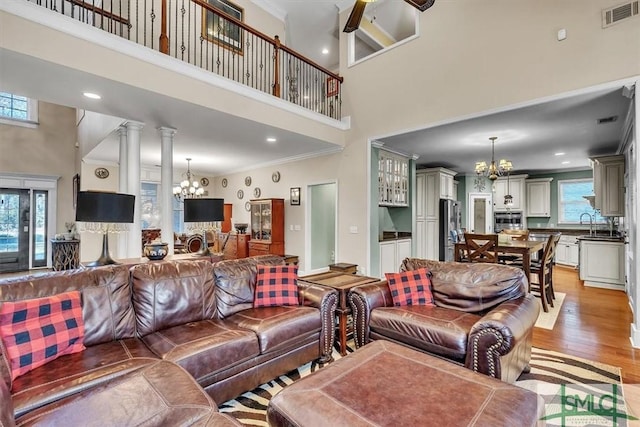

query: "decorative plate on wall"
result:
(272, 171), (281, 183)
(200, 177), (209, 187)
(253, 187), (261, 198)
(237, 189), (244, 199)
(245, 176), (252, 187)
(245, 201), (251, 211)
(221, 178), (228, 188)
(94, 167), (109, 179)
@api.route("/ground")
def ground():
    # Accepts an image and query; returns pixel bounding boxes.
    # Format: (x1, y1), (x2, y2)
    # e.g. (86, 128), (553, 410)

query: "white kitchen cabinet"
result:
(526, 178), (552, 217)
(493, 175), (527, 212)
(415, 168), (457, 261)
(397, 238), (412, 263)
(555, 235), (579, 267)
(440, 173), (455, 201)
(416, 173), (426, 221)
(425, 219), (438, 260)
(379, 238), (413, 278)
(579, 240), (625, 289)
(591, 155), (625, 217)
(415, 220), (426, 259)
(378, 151), (409, 207)
(424, 172), (438, 219)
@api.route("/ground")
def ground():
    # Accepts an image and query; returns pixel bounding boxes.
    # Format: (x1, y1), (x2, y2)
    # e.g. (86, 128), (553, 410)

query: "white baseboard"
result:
(583, 281), (626, 291)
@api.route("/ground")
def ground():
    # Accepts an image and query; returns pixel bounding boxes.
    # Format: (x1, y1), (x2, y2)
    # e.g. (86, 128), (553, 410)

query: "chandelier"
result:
(173, 158), (204, 202)
(474, 137), (513, 180)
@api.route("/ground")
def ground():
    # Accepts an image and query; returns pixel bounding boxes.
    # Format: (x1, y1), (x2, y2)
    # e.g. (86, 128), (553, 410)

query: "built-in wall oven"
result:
(494, 211), (523, 233)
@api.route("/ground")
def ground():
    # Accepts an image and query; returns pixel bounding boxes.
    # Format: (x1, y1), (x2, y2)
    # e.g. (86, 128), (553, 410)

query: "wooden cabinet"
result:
(221, 203), (232, 232)
(526, 178), (552, 217)
(378, 238), (412, 278)
(378, 150), (409, 207)
(493, 175), (527, 212)
(579, 240), (625, 289)
(218, 232), (250, 259)
(591, 155), (625, 217)
(248, 198), (284, 256)
(555, 235), (578, 267)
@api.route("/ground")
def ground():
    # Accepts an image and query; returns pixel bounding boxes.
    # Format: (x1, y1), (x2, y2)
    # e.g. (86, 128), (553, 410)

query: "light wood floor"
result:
(534, 265), (640, 384)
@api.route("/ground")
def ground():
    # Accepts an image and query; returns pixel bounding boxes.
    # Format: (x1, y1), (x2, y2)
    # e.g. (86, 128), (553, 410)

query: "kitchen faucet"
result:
(579, 212), (594, 236)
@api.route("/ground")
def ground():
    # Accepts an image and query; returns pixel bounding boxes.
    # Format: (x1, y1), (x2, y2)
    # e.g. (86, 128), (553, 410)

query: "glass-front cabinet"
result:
(248, 198), (284, 256)
(378, 150), (409, 207)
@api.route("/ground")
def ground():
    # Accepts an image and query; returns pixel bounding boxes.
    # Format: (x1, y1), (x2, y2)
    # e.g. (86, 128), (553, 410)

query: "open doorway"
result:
(306, 182), (337, 274)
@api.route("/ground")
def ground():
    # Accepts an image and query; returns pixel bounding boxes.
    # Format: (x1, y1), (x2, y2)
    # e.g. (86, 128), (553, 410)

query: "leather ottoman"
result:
(267, 340), (544, 427)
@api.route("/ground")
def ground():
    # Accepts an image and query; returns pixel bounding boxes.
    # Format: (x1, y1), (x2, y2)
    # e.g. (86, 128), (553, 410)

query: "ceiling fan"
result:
(343, 0), (436, 33)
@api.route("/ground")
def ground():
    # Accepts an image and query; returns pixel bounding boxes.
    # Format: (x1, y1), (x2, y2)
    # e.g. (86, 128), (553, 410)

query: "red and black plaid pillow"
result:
(0, 291), (86, 382)
(385, 268), (435, 307)
(254, 265), (300, 308)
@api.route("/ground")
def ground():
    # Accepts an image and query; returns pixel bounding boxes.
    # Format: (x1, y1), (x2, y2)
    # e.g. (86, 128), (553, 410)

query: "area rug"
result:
(534, 292), (566, 330)
(219, 343), (630, 426)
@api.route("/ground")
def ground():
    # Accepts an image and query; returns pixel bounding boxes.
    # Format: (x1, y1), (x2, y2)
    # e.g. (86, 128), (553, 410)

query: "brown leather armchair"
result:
(349, 258), (539, 383)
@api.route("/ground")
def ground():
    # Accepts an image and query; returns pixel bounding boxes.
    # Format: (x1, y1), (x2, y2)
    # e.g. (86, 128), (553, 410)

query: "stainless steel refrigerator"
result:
(439, 199), (462, 262)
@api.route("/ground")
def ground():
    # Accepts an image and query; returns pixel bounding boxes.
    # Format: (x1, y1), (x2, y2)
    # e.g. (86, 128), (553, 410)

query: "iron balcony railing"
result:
(26, 0), (343, 120)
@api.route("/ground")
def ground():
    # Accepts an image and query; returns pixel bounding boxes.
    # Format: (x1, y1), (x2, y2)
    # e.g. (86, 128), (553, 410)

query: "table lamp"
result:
(183, 198), (224, 256)
(76, 191), (135, 267)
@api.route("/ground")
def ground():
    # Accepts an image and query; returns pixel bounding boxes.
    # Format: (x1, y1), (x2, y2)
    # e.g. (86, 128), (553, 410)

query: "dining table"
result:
(454, 239), (545, 285)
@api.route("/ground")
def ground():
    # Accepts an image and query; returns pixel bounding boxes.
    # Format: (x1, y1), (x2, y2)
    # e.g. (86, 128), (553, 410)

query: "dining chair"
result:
(528, 234), (557, 312)
(498, 229), (530, 264)
(463, 233), (498, 263)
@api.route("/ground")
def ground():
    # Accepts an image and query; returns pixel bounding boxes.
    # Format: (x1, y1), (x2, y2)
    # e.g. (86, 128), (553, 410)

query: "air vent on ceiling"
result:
(602, 1), (639, 28)
(597, 115), (618, 124)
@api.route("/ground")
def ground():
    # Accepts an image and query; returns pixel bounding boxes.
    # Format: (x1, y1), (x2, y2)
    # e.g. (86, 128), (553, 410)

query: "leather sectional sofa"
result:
(0, 255), (337, 426)
(349, 258), (539, 383)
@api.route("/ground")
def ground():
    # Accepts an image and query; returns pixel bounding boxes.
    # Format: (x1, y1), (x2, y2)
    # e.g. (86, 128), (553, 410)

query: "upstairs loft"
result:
(0, 0), (349, 161)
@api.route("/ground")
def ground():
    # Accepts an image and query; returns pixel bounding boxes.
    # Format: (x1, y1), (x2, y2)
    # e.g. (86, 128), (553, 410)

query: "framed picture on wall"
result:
(326, 77), (339, 97)
(290, 187), (300, 206)
(202, 0), (244, 54)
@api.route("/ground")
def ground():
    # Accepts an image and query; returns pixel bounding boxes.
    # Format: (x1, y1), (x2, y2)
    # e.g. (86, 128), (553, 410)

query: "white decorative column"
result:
(117, 125), (129, 257)
(158, 127), (176, 254)
(125, 121), (144, 258)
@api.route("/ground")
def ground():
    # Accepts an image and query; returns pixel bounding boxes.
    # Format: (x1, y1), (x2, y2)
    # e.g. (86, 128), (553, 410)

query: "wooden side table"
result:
(328, 263), (358, 274)
(51, 239), (80, 271)
(298, 271), (381, 356)
(283, 254), (299, 265)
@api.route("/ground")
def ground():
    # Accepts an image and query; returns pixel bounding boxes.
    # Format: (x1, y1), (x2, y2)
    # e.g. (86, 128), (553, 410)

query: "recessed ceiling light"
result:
(562, 161), (570, 164)
(266, 137), (277, 143)
(321, 48), (329, 55)
(554, 152), (565, 156)
(83, 92), (101, 99)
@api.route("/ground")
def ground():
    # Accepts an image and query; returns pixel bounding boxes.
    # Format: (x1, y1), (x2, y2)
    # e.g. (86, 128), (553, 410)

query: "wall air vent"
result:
(597, 115), (619, 124)
(602, 1), (639, 27)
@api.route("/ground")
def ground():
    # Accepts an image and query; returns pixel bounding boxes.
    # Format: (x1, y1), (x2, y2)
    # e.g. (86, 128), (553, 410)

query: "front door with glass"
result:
(0, 189), (30, 273)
